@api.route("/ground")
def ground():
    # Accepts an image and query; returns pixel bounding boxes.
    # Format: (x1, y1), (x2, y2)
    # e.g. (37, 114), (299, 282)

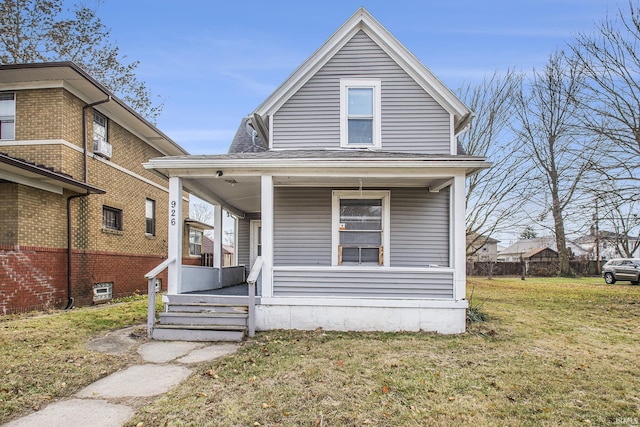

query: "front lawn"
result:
(0, 296), (151, 424)
(129, 277), (640, 426)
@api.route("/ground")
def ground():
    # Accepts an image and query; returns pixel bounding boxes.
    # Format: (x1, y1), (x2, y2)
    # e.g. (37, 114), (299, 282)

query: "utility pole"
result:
(594, 196), (600, 273)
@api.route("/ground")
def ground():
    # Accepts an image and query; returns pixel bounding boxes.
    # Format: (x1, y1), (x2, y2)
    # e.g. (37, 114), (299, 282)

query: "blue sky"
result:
(93, 0), (622, 155)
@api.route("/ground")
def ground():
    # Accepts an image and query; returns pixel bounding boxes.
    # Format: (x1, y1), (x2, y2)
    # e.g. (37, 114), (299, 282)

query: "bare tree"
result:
(458, 70), (530, 256)
(570, 0), (640, 184)
(189, 200), (214, 225)
(513, 51), (597, 276)
(0, 0), (161, 120)
(598, 187), (640, 257)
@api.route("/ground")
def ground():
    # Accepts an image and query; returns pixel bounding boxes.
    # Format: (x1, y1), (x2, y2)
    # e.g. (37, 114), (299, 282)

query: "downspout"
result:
(66, 96), (111, 309)
(65, 193), (89, 310)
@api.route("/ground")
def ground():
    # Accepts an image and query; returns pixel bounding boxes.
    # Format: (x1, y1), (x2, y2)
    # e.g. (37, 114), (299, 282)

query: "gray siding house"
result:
(144, 8), (490, 340)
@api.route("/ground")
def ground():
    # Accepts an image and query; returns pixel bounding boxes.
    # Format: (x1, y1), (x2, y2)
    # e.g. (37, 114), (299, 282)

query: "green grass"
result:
(0, 296), (152, 423)
(129, 277), (640, 426)
(2, 278), (639, 426)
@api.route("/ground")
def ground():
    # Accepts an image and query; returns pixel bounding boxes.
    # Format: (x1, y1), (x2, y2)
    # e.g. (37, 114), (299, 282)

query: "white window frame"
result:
(0, 92), (15, 141)
(189, 227), (203, 257)
(93, 111), (108, 148)
(331, 190), (390, 267)
(339, 79), (382, 148)
(145, 198), (156, 236)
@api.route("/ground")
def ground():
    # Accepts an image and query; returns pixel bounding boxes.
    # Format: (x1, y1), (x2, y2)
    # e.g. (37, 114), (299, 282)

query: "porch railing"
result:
(144, 257), (175, 338)
(246, 256), (263, 337)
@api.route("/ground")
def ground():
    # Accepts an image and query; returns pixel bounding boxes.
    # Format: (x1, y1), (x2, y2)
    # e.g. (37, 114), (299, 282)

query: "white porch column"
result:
(213, 204), (223, 269)
(452, 173), (467, 301)
(261, 175), (274, 297)
(168, 176), (183, 295)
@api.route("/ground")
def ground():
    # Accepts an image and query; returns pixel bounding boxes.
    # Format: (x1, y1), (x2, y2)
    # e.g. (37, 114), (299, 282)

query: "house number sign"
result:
(170, 200), (177, 226)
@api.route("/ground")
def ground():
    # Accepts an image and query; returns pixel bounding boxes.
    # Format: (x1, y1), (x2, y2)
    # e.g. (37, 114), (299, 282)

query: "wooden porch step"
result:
(152, 324), (246, 342)
(160, 311), (248, 326)
(166, 303), (248, 314)
(165, 294), (251, 305)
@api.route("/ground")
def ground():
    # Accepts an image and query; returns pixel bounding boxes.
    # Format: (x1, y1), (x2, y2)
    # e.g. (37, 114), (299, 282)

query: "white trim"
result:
(253, 8), (470, 120)
(213, 204), (223, 270)
(261, 175), (274, 298)
(331, 190), (390, 266)
(268, 114), (274, 149)
(258, 295), (466, 309)
(339, 79), (381, 148)
(250, 220), (262, 269)
(0, 169), (62, 194)
(2, 139), (172, 194)
(167, 177), (183, 295)
(452, 173), (467, 301)
(0, 80), (65, 92)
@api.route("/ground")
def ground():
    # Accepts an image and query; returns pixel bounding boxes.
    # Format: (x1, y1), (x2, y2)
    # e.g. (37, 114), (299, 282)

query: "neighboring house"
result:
(143, 8), (490, 339)
(466, 233), (499, 262)
(202, 235), (235, 267)
(575, 228), (640, 260)
(497, 237), (557, 262)
(0, 62), (191, 314)
(523, 247), (558, 263)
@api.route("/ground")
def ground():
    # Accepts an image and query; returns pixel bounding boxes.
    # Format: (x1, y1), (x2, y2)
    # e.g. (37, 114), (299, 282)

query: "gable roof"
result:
(252, 7), (472, 132)
(523, 247), (558, 259)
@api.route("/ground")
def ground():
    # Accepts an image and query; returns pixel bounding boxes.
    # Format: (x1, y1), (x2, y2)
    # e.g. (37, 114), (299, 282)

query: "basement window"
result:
(93, 282), (113, 302)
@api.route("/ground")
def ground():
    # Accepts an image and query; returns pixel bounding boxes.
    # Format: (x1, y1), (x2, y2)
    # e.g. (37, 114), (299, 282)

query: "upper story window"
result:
(0, 92), (15, 140)
(340, 79), (381, 148)
(93, 112), (108, 146)
(93, 112), (112, 158)
(145, 198), (155, 236)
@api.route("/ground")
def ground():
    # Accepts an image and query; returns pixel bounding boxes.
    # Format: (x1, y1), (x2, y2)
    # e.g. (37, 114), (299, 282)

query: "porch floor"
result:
(183, 283), (249, 296)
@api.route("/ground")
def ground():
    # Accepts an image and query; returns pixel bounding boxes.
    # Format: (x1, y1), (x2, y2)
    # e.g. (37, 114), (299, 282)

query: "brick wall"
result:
(0, 244), (177, 314)
(0, 85), (194, 313)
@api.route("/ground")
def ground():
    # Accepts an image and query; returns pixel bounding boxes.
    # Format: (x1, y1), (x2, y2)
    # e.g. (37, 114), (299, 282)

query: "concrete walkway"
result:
(4, 327), (239, 427)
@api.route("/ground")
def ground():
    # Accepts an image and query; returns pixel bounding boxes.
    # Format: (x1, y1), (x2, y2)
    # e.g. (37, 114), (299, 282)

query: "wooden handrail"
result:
(247, 257), (263, 338)
(145, 258), (175, 338)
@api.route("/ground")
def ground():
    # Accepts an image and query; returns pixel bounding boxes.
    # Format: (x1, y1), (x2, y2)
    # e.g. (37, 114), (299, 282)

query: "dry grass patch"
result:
(0, 296), (151, 424)
(130, 278), (640, 426)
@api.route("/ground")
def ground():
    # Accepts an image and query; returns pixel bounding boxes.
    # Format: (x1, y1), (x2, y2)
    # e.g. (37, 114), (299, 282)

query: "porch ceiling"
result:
(181, 174), (455, 217)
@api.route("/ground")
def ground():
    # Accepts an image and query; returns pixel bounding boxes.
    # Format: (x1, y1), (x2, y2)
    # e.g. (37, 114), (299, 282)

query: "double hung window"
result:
(0, 92), (15, 140)
(340, 79), (381, 148)
(189, 228), (203, 256)
(332, 190), (389, 266)
(93, 112), (108, 148)
(145, 199), (155, 236)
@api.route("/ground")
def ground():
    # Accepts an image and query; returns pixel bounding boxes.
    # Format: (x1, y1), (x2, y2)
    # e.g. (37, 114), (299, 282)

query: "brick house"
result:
(0, 62), (192, 314)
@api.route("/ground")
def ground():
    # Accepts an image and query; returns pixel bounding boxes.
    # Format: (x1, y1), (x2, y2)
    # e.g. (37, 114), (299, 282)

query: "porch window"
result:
(189, 228), (203, 256)
(0, 92), (15, 140)
(340, 79), (381, 148)
(332, 190), (390, 266)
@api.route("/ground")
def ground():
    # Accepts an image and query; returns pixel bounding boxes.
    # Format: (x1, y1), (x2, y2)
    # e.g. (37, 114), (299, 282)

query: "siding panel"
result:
(273, 187), (332, 266)
(390, 188), (450, 267)
(273, 268), (454, 298)
(272, 31), (451, 154)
